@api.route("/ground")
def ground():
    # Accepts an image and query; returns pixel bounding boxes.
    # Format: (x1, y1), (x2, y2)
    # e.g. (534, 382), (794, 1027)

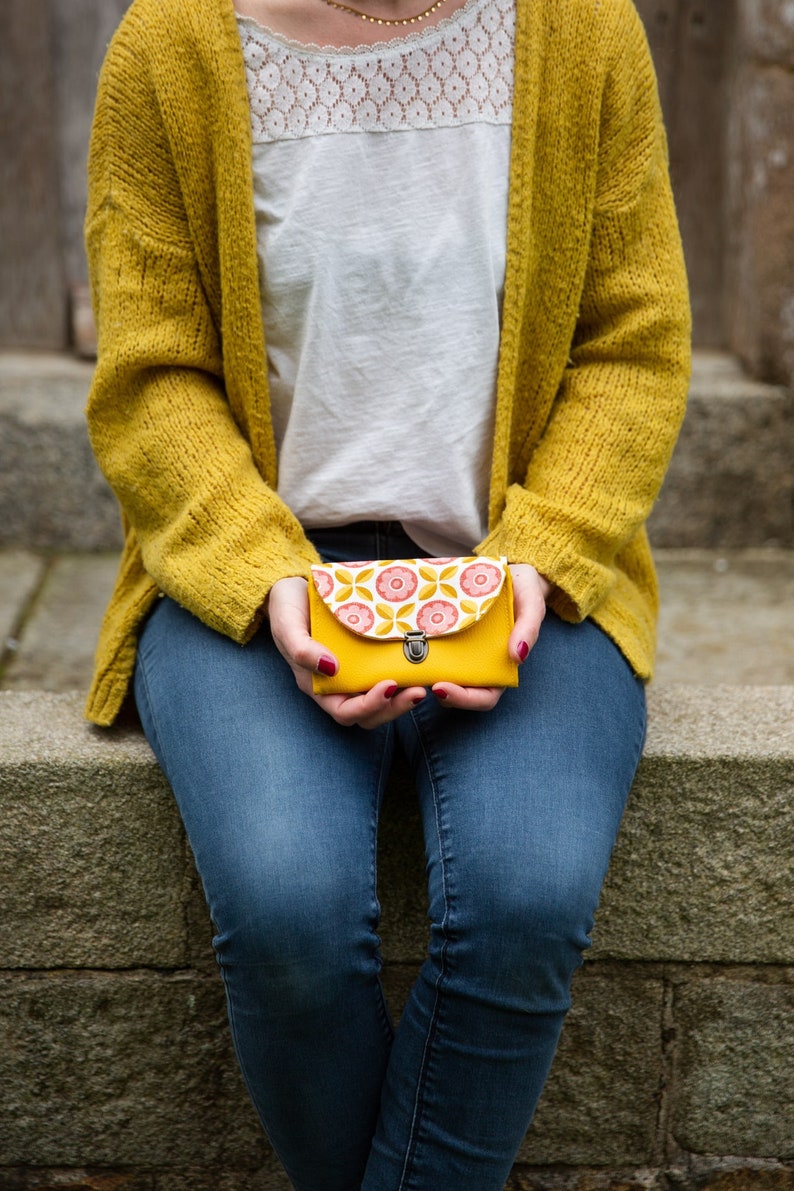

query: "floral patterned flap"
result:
(310, 556), (509, 640)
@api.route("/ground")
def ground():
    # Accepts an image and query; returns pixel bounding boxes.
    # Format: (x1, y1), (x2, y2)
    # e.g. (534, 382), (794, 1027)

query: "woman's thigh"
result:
(396, 611), (647, 998)
(134, 596), (393, 974)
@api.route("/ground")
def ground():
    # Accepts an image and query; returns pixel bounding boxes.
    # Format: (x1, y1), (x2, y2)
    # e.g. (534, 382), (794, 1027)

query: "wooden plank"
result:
(0, 0), (67, 348)
(51, 0), (132, 288)
(636, 0), (733, 347)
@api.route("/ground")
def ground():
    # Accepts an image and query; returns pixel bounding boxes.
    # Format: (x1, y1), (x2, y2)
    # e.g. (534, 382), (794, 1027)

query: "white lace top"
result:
(238, 0), (515, 555)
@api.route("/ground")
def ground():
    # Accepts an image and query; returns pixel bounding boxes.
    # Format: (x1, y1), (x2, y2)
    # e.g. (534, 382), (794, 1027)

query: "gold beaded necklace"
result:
(320, 0), (449, 26)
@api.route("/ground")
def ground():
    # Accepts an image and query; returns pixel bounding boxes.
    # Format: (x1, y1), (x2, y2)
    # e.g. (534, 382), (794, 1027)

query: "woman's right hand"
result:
(266, 576), (427, 728)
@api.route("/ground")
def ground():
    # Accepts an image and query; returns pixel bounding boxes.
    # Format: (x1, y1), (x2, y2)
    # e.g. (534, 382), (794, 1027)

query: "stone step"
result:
(0, 348), (792, 551)
(1, 686), (792, 1187)
(2, 548), (793, 693)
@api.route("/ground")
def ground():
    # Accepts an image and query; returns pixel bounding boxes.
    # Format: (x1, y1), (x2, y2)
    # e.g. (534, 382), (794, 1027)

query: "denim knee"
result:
(431, 850), (603, 1014)
(210, 866), (382, 1018)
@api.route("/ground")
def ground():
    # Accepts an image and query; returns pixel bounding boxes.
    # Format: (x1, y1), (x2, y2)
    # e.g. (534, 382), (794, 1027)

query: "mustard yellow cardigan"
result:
(84, 0), (691, 726)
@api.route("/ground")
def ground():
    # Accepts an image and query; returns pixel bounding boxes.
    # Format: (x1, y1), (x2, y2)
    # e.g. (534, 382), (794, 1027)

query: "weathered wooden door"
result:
(636, 0), (734, 346)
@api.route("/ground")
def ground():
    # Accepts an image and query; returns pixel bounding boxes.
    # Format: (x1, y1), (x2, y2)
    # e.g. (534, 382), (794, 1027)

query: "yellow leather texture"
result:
(309, 566), (517, 694)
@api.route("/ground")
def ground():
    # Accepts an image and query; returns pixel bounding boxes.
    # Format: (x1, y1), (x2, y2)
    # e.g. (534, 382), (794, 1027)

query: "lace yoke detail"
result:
(238, 0), (515, 142)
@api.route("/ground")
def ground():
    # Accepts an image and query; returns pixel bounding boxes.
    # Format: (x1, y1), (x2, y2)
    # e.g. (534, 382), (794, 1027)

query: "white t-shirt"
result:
(238, 0), (514, 555)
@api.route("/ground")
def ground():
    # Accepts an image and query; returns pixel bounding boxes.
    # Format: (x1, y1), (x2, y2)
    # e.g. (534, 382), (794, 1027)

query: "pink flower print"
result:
(376, 565), (419, 602)
(417, 600), (459, 636)
(335, 602), (375, 634)
(313, 569), (334, 600)
(421, 557), (458, 565)
(459, 562), (502, 598)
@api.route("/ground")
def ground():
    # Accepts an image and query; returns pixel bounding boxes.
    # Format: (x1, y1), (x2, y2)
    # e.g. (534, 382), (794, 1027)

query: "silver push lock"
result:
(403, 629), (429, 664)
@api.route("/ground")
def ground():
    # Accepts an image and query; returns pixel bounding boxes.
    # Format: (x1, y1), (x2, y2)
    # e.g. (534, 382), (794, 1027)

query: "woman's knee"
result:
(436, 853), (604, 1010)
(210, 866), (381, 1015)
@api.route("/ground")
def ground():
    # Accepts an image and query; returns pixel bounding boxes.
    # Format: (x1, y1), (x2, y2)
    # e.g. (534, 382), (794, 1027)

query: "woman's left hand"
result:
(430, 563), (551, 711)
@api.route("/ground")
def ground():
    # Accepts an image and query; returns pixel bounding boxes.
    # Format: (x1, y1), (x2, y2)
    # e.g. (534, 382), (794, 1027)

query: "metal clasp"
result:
(403, 629), (428, 664)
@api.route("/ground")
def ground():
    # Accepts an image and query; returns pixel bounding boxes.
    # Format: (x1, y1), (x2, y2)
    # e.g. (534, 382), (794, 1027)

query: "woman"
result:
(84, 0), (690, 1186)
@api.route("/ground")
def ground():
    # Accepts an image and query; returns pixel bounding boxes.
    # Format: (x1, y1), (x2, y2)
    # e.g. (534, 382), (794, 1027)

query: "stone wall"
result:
(1, 689), (793, 1190)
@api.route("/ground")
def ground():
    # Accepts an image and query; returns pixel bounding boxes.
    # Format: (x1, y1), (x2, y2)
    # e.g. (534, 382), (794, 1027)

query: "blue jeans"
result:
(134, 523), (646, 1191)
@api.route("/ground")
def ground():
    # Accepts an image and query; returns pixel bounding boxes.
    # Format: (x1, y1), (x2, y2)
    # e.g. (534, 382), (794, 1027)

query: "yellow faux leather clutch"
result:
(309, 556), (518, 695)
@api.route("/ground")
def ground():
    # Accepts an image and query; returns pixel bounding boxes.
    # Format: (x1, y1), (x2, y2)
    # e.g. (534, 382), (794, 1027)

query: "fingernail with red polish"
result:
(385, 683), (398, 699)
(517, 641), (529, 662)
(412, 694), (426, 706)
(435, 688), (448, 700)
(317, 656), (337, 677)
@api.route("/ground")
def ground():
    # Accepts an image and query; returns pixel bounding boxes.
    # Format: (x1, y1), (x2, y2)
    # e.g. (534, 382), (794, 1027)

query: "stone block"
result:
(654, 550), (794, 686)
(648, 355), (793, 548)
(0, 551), (45, 652)
(517, 973), (664, 1167)
(507, 1172), (665, 1191)
(0, 354), (120, 551)
(670, 979), (794, 1159)
(0, 692), (187, 969)
(593, 686), (794, 964)
(0, 972), (267, 1169)
(679, 1168), (794, 1191)
(2, 555), (119, 691)
(4, 1174), (154, 1190)
(155, 1166), (290, 1190)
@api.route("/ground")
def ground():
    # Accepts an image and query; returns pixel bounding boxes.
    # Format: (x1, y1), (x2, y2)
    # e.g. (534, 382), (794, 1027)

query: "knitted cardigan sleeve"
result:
(478, 1), (691, 624)
(84, 14), (320, 645)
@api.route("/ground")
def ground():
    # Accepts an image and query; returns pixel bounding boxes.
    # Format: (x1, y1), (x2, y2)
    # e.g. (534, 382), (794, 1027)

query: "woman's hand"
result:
(428, 563), (551, 711)
(266, 576), (427, 728)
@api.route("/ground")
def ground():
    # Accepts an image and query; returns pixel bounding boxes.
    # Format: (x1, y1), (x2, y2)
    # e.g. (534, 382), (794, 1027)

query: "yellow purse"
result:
(309, 556), (518, 695)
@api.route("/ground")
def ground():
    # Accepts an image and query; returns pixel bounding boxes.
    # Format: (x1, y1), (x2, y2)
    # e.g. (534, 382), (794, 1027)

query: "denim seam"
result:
(133, 643), (173, 784)
(372, 724), (398, 1045)
(397, 712), (452, 1190)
